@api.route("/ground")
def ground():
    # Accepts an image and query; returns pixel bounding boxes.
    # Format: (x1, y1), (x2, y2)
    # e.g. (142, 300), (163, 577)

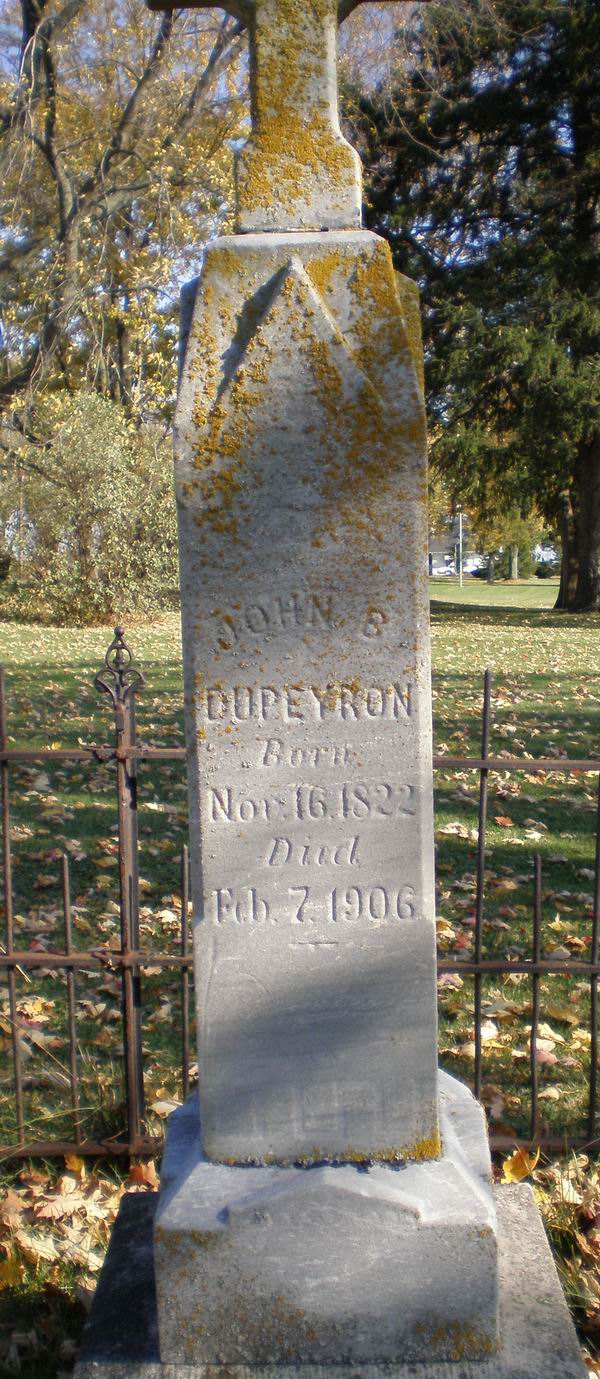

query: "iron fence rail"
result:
(1, 629), (599, 1162)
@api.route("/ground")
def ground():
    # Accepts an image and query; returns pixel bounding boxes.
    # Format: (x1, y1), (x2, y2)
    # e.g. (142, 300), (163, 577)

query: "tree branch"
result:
(0, 0), (90, 150)
(94, 12), (175, 186)
(165, 15), (244, 149)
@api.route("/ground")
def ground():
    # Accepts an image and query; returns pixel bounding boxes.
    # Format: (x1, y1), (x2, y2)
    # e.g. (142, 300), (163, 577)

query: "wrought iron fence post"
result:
(0, 667), (25, 1144)
(589, 772), (600, 1142)
(474, 668), (492, 1102)
(95, 627), (145, 1150)
(181, 844), (191, 1101)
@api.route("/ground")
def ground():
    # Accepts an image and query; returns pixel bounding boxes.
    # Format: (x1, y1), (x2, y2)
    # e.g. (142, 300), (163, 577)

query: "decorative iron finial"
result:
(94, 626), (145, 709)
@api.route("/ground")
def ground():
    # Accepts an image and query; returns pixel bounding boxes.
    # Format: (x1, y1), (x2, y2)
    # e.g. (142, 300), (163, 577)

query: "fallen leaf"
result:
(482, 1085), (507, 1121)
(458, 1040), (477, 1060)
(128, 1161), (159, 1190)
(438, 821), (470, 838)
(437, 972), (464, 990)
(0, 1190), (27, 1229)
(0, 1255), (25, 1288)
(546, 1003), (581, 1027)
(34, 1195), (86, 1221)
(501, 1147), (540, 1183)
(13, 1224), (60, 1263)
(75, 1281), (97, 1312)
(150, 1098), (182, 1118)
(554, 1174), (583, 1205)
(536, 1023), (565, 1044)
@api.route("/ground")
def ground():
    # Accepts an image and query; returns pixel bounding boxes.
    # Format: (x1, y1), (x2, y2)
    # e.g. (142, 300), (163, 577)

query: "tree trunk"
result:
(487, 554), (495, 584)
(116, 314), (132, 409)
(508, 544), (519, 580)
(76, 517), (96, 596)
(571, 437), (600, 611)
(555, 494), (579, 610)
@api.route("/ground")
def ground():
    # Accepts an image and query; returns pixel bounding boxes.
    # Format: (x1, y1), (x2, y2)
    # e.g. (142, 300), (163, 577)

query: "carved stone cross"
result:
(146, 0), (406, 231)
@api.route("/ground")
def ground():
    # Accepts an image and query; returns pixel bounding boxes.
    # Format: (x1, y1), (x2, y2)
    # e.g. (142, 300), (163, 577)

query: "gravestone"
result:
(176, 236), (441, 1170)
(174, 0), (440, 1176)
(156, 0), (497, 1362)
(74, 3), (588, 1377)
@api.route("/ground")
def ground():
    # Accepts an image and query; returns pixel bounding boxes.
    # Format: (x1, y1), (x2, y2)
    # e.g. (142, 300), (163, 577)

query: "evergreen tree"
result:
(355, 0), (600, 609)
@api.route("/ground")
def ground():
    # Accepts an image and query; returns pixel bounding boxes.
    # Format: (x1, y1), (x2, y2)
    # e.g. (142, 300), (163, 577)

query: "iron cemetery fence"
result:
(0, 631), (598, 1161)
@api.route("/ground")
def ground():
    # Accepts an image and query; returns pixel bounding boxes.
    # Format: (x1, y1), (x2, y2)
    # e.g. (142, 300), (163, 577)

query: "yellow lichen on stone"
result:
(417, 1320), (498, 1363)
(395, 272), (425, 397)
(305, 247), (344, 298)
(239, 113), (357, 215)
(185, 238), (427, 558)
(189, 281), (267, 539)
(211, 245), (246, 281)
(236, 0), (360, 228)
(307, 244), (428, 552)
(219, 1127), (441, 1169)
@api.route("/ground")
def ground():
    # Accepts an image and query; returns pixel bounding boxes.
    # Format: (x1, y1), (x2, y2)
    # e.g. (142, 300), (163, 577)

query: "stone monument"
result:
(74, 3), (588, 1377)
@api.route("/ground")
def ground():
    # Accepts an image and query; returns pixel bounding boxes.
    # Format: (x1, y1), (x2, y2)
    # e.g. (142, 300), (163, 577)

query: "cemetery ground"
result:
(0, 578), (599, 1376)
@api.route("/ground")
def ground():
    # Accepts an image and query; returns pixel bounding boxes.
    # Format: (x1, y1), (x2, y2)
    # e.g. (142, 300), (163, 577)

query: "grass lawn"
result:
(430, 574), (561, 608)
(0, 579), (599, 1375)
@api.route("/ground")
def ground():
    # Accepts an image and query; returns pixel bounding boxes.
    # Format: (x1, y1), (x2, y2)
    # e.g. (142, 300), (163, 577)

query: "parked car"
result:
(534, 544), (558, 564)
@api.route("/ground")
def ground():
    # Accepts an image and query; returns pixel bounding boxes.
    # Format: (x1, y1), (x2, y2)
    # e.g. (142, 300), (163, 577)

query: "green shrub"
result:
(2, 393), (179, 624)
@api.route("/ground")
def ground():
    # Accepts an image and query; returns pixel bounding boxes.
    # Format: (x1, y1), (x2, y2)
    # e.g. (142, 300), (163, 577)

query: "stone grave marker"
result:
(172, 0), (439, 1174)
(156, 0), (497, 1360)
(73, 4), (589, 1376)
(177, 245), (439, 1171)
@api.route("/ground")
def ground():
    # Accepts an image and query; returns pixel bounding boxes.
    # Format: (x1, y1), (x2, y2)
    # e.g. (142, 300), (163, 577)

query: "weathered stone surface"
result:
(176, 228), (437, 1166)
(235, 0), (362, 232)
(153, 1074), (497, 1368)
(74, 1184), (587, 1379)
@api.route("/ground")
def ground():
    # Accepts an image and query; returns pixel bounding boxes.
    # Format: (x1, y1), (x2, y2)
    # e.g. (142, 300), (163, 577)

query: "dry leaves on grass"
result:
(534, 1155), (600, 1356)
(0, 1156), (159, 1291)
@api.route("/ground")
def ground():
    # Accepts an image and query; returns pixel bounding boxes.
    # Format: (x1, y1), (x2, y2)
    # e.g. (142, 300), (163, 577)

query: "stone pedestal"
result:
(154, 1075), (497, 1368)
(74, 1183), (587, 1379)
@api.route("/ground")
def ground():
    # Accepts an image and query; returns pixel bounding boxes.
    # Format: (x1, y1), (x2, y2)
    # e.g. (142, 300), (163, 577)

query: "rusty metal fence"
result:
(1, 631), (598, 1162)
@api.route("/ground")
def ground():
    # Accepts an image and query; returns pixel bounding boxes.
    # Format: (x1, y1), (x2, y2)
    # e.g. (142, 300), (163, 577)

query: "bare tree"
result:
(0, 0), (245, 420)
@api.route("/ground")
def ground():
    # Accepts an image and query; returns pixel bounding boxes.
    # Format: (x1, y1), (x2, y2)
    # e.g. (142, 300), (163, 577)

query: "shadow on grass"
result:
(431, 664), (600, 756)
(0, 1269), (87, 1379)
(430, 600), (600, 631)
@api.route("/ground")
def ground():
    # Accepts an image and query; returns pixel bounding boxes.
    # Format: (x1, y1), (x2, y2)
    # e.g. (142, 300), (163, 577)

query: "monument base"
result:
(73, 1184), (587, 1379)
(153, 1075), (498, 1367)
